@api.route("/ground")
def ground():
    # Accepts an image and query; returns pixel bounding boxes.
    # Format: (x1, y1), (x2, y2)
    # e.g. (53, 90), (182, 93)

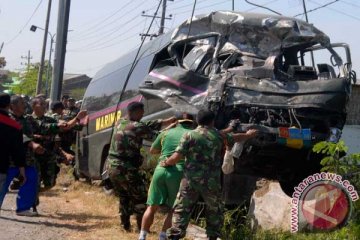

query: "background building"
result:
(62, 73), (91, 100)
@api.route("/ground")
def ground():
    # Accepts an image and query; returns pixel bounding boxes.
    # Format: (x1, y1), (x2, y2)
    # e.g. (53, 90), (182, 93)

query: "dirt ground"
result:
(0, 167), (169, 240)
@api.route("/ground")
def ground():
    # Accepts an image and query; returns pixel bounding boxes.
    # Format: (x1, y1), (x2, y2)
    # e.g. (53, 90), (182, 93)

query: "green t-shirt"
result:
(151, 123), (193, 170)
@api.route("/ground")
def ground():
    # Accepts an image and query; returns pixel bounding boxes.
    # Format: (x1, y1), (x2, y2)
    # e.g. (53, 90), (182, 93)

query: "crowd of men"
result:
(105, 102), (258, 240)
(1, 90), (258, 240)
(0, 92), (85, 217)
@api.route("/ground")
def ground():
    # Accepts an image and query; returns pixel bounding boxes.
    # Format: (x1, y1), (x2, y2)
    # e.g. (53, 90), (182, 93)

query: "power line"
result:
(339, 0), (360, 9)
(294, 0), (339, 17)
(143, 0), (187, 14)
(245, 0), (281, 15)
(69, 16), (143, 51)
(85, 1), (163, 87)
(173, 0), (230, 15)
(70, 0), (137, 37)
(76, 15), (142, 49)
(20, 50), (33, 72)
(182, 0), (197, 59)
(245, 0), (280, 12)
(69, 33), (139, 52)
(5, 0), (43, 45)
(167, 0), (209, 12)
(69, 0), (144, 41)
(308, 0), (360, 22)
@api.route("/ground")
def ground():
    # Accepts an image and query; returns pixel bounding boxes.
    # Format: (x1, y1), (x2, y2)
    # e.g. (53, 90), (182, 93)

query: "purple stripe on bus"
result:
(88, 95), (143, 121)
(149, 71), (205, 95)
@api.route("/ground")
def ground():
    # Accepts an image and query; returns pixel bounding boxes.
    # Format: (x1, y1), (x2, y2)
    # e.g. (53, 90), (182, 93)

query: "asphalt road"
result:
(0, 191), (68, 240)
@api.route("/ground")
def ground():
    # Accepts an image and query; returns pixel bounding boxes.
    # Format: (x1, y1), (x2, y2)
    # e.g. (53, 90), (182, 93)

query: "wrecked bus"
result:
(76, 11), (355, 203)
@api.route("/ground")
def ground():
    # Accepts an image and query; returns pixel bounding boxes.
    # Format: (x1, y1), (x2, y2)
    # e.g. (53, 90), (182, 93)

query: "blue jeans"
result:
(0, 166), (38, 212)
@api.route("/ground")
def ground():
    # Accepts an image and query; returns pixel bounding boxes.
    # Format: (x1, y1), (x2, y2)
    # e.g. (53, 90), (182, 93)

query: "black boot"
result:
(136, 214), (143, 231)
(32, 205), (37, 213)
(120, 214), (131, 231)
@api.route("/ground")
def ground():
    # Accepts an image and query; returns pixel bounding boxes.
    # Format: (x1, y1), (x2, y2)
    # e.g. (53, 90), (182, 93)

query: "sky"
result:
(0, 0), (359, 79)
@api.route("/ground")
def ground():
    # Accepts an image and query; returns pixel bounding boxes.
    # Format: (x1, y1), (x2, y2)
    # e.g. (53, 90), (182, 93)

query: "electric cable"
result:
(167, 0), (209, 12)
(308, 0), (360, 22)
(245, 0), (282, 15)
(69, 15), (143, 51)
(69, 33), (139, 52)
(101, 1), (164, 182)
(244, 0), (280, 12)
(69, 0), (145, 42)
(294, 0), (339, 17)
(291, 108), (302, 129)
(110, 0), (163, 133)
(181, 0), (197, 60)
(143, 0), (189, 14)
(339, 0), (360, 9)
(5, 0), (43, 45)
(69, 0), (137, 38)
(173, 0), (229, 16)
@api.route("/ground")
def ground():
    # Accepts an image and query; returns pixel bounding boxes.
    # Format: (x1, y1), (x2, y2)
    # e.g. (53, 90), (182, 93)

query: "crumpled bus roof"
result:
(171, 11), (330, 58)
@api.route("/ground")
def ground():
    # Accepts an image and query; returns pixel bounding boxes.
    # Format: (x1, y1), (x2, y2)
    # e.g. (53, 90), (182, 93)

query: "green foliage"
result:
(312, 140), (360, 237)
(221, 206), (252, 239)
(312, 140), (360, 176)
(69, 88), (86, 100)
(11, 61), (51, 96)
(214, 141), (360, 240)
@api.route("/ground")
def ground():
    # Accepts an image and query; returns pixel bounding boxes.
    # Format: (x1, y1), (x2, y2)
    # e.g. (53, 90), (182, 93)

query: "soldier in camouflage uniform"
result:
(0, 95), (44, 216)
(64, 98), (80, 118)
(49, 101), (84, 161)
(28, 97), (87, 190)
(163, 110), (257, 240)
(107, 102), (176, 231)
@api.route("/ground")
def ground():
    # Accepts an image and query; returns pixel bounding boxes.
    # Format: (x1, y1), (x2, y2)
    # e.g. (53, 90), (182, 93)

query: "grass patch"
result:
(41, 165), (359, 240)
(40, 166), (167, 240)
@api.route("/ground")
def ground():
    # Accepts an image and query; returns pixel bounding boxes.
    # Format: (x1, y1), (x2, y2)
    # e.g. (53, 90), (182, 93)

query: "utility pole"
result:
(21, 50), (33, 72)
(232, 0), (234, 11)
(36, 0), (52, 95)
(302, 0), (315, 67)
(159, 0), (167, 35)
(140, 0), (173, 39)
(50, 0), (71, 103)
(45, 34), (55, 97)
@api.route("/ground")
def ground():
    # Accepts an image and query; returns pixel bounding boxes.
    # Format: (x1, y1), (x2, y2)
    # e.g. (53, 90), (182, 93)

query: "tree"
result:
(11, 61), (51, 96)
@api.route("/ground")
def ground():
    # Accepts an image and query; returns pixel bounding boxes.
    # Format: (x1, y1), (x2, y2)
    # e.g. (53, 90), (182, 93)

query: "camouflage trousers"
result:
(108, 164), (148, 218)
(167, 178), (224, 239)
(35, 153), (59, 189)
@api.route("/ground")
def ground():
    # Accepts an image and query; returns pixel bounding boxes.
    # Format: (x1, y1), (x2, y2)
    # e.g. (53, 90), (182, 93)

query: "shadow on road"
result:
(0, 215), (103, 231)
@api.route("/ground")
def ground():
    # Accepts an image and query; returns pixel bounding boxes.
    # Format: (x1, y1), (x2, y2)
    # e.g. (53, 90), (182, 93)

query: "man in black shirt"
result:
(0, 93), (26, 195)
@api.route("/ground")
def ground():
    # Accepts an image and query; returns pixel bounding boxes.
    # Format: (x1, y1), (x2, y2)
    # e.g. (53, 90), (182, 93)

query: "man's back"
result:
(108, 118), (162, 168)
(176, 126), (224, 182)
(0, 109), (25, 173)
(155, 123), (193, 169)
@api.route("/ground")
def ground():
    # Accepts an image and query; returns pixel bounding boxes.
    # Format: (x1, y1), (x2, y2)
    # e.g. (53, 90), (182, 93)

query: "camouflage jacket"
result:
(50, 112), (82, 147)
(175, 126), (234, 186)
(9, 112), (35, 167)
(107, 118), (162, 169)
(63, 107), (79, 121)
(50, 112), (82, 130)
(26, 113), (60, 153)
